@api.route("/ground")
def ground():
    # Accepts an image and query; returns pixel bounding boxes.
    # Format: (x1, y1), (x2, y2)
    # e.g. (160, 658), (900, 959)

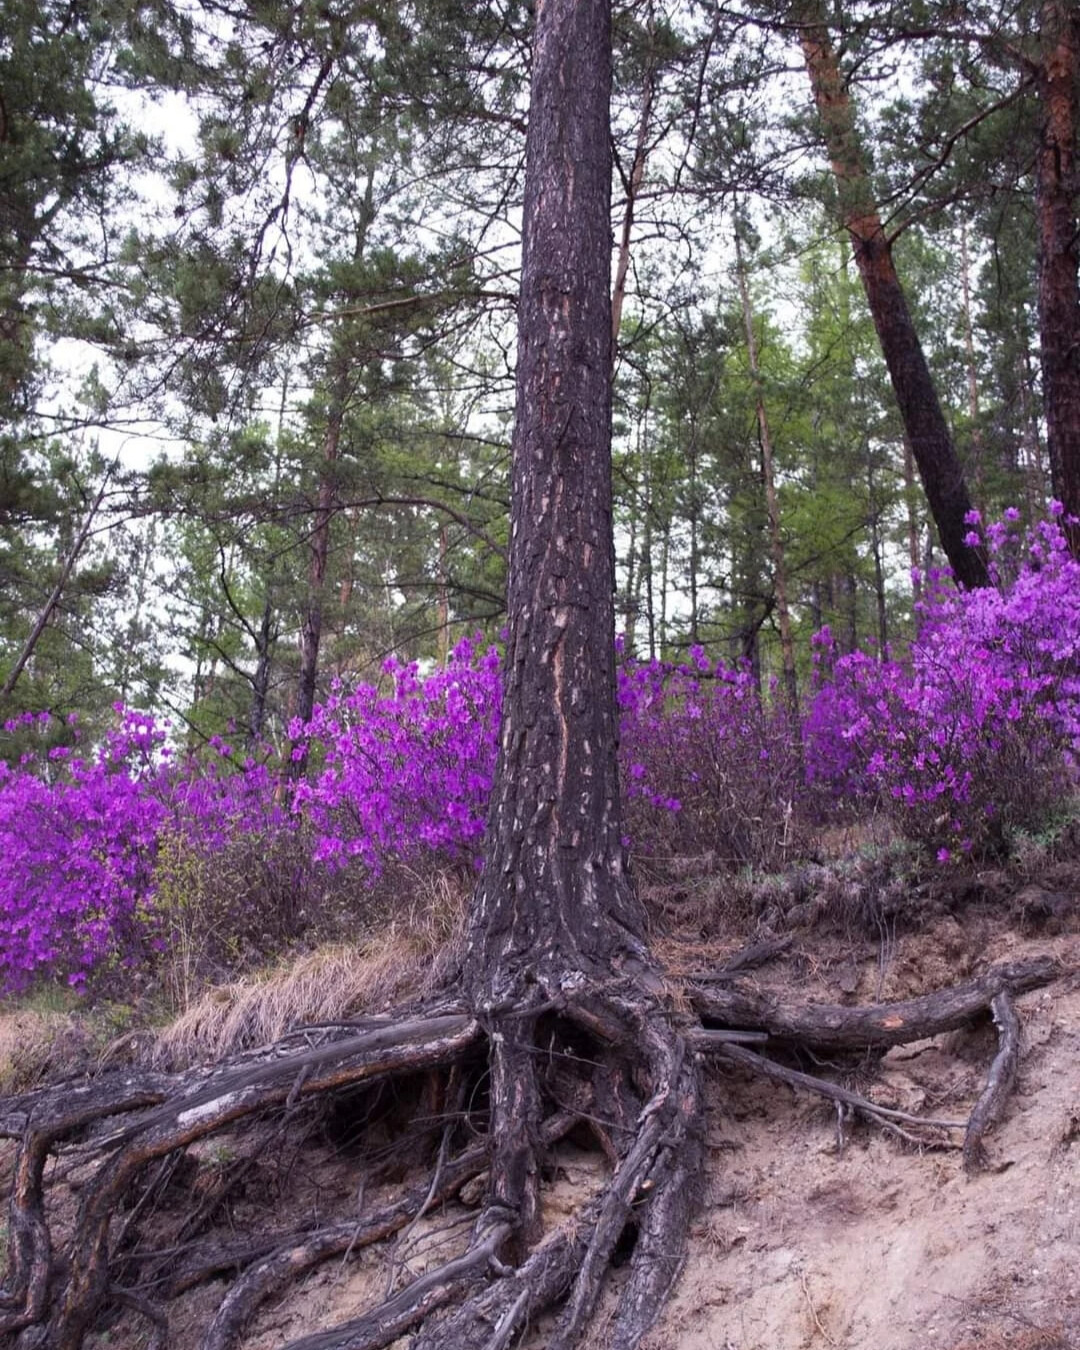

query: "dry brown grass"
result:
(155, 864), (467, 1067)
(0, 1010), (71, 1092)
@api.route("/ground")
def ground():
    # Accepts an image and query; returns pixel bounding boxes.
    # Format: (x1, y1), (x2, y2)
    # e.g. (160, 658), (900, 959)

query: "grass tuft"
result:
(154, 863), (468, 1066)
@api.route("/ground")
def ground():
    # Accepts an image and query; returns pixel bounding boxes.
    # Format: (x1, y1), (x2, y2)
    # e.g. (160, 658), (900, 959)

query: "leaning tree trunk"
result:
(1036, 0), (1080, 552)
(796, 4), (989, 589)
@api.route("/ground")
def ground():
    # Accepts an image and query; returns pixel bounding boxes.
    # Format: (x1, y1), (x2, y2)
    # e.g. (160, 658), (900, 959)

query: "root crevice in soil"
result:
(1, 936), (1071, 1350)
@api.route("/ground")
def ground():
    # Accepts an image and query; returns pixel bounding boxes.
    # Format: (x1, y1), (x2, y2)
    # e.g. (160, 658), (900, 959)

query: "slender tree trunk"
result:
(643, 509), (656, 660)
(810, 580), (824, 639)
(902, 433), (923, 599)
(630, 398), (654, 658)
(611, 15), (655, 346)
(1, 459), (116, 700)
(866, 451), (888, 655)
(795, 5), (988, 588)
(959, 222), (986, 499)
(249, 372), (289, 743)
(839, 569), (857, 653)
(437, 522), (450, 665)
(291, 396), (344, 759)
(659, 521), (670, 653)
(336, 508), (357, 628)
(687, 430), (700, 645)
(249, 597), (276, 744)
(735, 228), (798, 712)
(623, 505), (639, 650)
(289, 167), (376, 769)
(1019, 356), (1045, 517)
(1035, 0), (1080, 550)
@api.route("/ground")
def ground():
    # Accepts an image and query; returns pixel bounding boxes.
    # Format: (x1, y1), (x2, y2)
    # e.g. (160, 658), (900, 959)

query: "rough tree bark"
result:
(451, 1), (704, 1339)
(465, 0), (647, 1008)
(794, 2), (989, 589)
(1035, 0), (1080, 552)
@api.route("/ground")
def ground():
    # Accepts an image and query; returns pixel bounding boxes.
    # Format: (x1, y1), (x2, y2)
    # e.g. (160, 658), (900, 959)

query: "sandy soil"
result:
(652, 946), (1080, 1350)
(10, 910), (1074, 1350)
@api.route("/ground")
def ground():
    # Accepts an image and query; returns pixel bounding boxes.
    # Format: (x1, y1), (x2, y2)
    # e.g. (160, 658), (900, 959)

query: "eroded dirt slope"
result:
(5, 902), (1075, 1350)
(655, 929), (1080, 1350)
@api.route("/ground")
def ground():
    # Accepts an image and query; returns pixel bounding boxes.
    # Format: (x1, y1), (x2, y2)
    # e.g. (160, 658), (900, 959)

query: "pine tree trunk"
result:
(458, 0), (676, 1299)
(465, 0), (648, 1011)
(796, 5), (988, 588)
(735, 227), (798, 711)
(248, 597), (276, 743)
(959, 222), (986, 497)
(1036, 0), (1080, 551)
(289, 398), (343, 770)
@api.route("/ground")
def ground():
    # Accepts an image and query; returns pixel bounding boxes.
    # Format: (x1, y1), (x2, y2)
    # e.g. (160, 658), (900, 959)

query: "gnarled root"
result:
(0, 955), (1064, 1350)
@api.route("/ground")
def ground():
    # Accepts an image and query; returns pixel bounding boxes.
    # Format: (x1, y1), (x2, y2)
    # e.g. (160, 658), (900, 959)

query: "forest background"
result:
(3, 4), (1080, 1349)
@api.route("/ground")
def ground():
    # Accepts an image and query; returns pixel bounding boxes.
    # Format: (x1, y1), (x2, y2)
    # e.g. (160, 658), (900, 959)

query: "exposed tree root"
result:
(963, 990), (1021, 1172)
(691, 955), (1059, 1049)
(704, 1040), (965, 1146)
(203, 1111), (578, 1350)
(0, 956), (1064, 1350)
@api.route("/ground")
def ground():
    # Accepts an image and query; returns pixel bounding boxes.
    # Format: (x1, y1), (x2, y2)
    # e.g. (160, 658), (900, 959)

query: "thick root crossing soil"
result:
(657, 925), (1080, 1350)
(1, 904), (1077, 1350)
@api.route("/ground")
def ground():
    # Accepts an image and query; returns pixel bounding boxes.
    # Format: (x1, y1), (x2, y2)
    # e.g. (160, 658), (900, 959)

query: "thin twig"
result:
(800, 1271), (838, 1348)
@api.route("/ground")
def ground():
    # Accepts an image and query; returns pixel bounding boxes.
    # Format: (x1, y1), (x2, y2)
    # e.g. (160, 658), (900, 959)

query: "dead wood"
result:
(963, 990), (1021, 1172)
(133, 1231), (308, 1299)
(201, 1111), (579, 1350)
(12, 1016), (479, 1350)
(0, 1077), (174, 1337)
(691, 955), (1060, 1049)
(409, 1203), (600, 1350)
(110, 1286), (168, 1350)
(279, 1218), (515, 1350)
(705, 1039), (965, 1145)
(712, 934), (795, 978)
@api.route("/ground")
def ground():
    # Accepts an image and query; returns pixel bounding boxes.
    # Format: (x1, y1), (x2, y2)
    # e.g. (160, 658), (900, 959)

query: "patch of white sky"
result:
(37, 0), (951, 700)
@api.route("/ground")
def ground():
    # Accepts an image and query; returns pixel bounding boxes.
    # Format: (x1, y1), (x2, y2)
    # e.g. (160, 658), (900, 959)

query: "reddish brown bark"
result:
(1036, 0), (1080, 551)
(797, 8), (988, 589)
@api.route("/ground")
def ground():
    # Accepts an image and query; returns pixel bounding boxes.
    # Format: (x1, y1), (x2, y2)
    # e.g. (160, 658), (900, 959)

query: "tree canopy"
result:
(2, 0), (1077, 745)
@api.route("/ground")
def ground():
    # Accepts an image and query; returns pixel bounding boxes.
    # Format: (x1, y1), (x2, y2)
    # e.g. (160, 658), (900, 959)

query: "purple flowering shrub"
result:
(4, 510), (1078, 993)
(291, 636), (501, 873)
(0, 711), (171, 988)
(0, 710), (290, 991)
(805, 509), (1080, 860)
(618, 647), (802, 869)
